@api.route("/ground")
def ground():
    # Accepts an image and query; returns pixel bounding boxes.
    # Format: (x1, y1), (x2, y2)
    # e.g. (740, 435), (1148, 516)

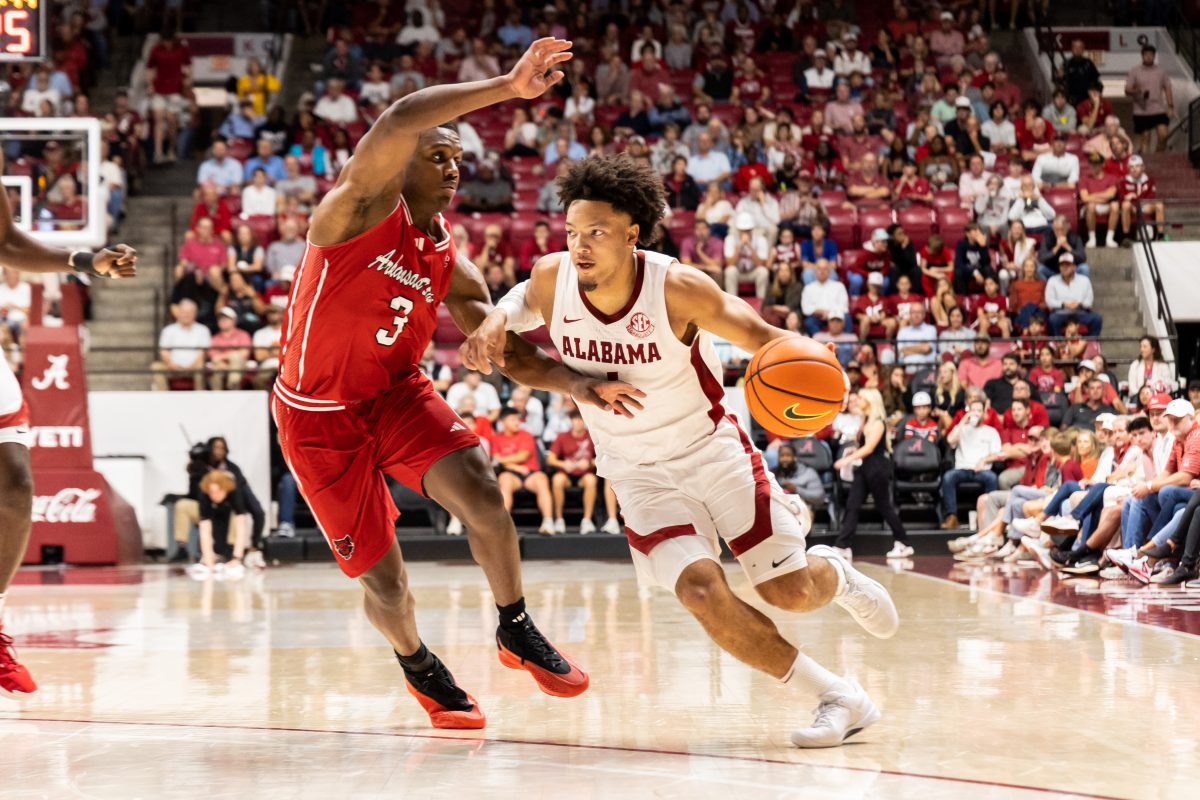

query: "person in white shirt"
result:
(1007, 176), (1056, 234)
(445, 370), (502, 421)
(803, 51), (836, 93)
(152, 299), (212, 391)
(800, 260), (849, 336)
(895, 303), (938, 367)
(21, 69), (62, 116)
(733, 177), (780, 243)
(1044, 253), (1100, 335)
(957, 155), (993, 206)
(833, 33), (871, 77)
(240, 168), (277, 217)
(942, 398), (1003, 528)
(724, 213), (772, 299)
(687, 131), (733, 189)
(313, 78), (360, 125)
(1031, 134), (1080, 189)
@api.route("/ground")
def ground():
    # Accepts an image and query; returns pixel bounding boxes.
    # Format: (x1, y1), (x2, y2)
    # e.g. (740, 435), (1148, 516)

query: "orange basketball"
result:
(744, 336), (846, 437)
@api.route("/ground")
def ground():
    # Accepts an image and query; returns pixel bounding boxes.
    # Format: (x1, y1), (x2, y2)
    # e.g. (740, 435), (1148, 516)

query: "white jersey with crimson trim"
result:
(548, 249), (727, 475)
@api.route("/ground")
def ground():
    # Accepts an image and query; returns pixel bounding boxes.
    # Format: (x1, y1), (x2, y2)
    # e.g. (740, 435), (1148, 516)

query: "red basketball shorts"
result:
(272, 372), (479, 578)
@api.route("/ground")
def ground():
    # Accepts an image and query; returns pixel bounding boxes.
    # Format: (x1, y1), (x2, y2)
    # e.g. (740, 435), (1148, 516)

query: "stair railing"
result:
(1133, 202), (1180, 384)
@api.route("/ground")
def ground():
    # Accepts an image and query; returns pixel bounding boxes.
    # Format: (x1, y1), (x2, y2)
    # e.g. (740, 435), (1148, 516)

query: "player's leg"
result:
(422, 445), (589, 697)
(361, 538), (485, 729)
(0, 442), (36, 698)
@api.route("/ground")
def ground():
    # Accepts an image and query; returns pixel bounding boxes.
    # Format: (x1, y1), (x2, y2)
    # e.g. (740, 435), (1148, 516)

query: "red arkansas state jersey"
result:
(277, 198), (457, 407)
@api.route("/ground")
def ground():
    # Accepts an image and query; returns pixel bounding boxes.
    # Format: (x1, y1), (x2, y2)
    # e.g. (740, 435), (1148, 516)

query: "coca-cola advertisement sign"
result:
(32, 488), (102, 524)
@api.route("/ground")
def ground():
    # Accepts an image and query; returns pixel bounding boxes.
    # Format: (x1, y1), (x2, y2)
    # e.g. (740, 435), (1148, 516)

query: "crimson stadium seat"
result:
(817, 189), (847, 211)
(931, 192), (961, 215)
(1043, 188), (1078, 231)
(825, 206), (857, 248)
(897, 206), (936, 249)
(434, 305), (466, 346)
(937, 206), (970, 245)
(857, 207), (894, 237)
(244, 214), (277, 246)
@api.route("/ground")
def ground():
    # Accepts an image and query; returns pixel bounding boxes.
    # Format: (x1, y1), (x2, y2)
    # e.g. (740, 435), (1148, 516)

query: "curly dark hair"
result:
(557, 155), (666, 245)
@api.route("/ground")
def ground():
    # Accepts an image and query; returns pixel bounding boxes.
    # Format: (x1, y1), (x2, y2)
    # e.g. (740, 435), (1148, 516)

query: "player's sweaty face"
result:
(406, 131), (463, 209)
(564, 200), (638, 293)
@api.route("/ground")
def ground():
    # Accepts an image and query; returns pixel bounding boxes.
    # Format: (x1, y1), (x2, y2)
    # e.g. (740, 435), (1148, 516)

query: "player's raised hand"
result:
(460, 309), (509, 374)
(93, 244), (138, 279)
(572, 378), (646, 419)
(507, 37), (573, 99)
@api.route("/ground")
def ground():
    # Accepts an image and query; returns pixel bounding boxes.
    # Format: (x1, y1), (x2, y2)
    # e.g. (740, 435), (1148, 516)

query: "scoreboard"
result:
(0, 0), (45, 63)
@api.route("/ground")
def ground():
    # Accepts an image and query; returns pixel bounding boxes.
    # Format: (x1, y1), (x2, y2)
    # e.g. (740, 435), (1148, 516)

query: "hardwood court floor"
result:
(2, 558), (1196, 799)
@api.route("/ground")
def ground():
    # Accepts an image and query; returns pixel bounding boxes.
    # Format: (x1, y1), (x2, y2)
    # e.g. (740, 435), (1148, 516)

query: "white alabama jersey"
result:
(548, 250), (727, 475)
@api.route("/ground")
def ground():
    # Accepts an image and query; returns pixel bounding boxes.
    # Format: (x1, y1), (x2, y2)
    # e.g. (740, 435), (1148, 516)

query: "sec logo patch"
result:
(626, 312), (654, 339)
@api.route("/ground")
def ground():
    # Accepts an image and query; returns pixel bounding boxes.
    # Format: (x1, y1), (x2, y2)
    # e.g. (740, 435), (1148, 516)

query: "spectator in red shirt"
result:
(731, 55), (770, 106)
(998, 398), (1041, 486)
(853, 272), (897, 341)
(918, 233), (952, 297)
(1005, 380), (1050, 428)
(190, 182), (234, 242)
(957, 334), (1003, 389)
(1119, 155), (1165, 241)
(516, 221), (556, 281)
(493, 407), (555, 535)
(846, 153), (892, 208)
(547, 411), (601, 535)
(146, 32), (193, 164)
(478, 223), (518, 285)
(1028, 345), (1066, 395)
(1076, 84), (1113, 134)
(208, 307), (252, 390)
(629, 45), (668, 101)
(176, 217), (227, 283)
(894, 162), (934, 206)
(971, 276), (1012, 338)
(888, 273), (928, 321)
(1079, 152), (1119, 248)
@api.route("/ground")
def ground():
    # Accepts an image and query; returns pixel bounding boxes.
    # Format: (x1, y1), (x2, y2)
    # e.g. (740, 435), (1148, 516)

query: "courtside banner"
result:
(22, 326), (94, 469)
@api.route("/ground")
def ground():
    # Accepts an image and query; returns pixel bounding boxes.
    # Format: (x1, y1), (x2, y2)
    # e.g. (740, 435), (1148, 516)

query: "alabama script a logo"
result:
(32, 354), (71, 390)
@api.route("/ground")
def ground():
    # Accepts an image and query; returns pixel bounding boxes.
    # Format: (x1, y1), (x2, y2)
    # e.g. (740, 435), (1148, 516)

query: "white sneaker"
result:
(224, 562), (245, 581)
(553, 517), (566, 534)
(185, 563), (211, 580)
(1099, 566), (1127, 580)
(947, 534), (976, 553)
(835, 546), (853, 562)
(990, 541), (1017, 560)
(538, 517), (556, 535)
(808, 545), (899, 639)
(579, 518), (596, 535)
(446, 517), (463, 536)
(1021, 536), (1055, 570)
(1105, 230), (1116, 248)
(1010, 517), (1042, 537)
(1003, 544), (1030, 563)
(954, 534), (1002, 561)
(276, 522), (296, 538)
(1086, 233), (1097, 248)
(790, 678), (881, 748)
(243, 550), (265, 570)
(1041, 515), (1079, 535)
(886, 542), (914, 559)
(601, 517), (621, 535)
(1105, 547), (1137, 574)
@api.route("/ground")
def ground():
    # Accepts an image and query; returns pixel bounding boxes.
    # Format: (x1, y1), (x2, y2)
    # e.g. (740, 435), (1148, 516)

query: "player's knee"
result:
(674, 565), (725, 616)
(0, 451), (33, 512)
(758, 568), (817, 612)
(362, 573), (411, 613)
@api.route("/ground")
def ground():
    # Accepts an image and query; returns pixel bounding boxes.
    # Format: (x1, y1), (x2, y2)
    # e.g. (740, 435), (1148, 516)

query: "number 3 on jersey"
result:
(375, 295), (414, 346)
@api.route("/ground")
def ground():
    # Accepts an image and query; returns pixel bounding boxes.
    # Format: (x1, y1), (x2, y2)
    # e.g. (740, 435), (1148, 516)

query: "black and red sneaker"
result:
(496, 615), (588, 698)
(0, 627), (37, 699)
(399, 651), (486, 730)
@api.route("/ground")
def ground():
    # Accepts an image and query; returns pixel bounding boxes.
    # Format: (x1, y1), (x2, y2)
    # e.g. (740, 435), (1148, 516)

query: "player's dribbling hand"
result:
(507, 37), (573, 99)
(93, 243), (138, 279)
(573, 378), (646, 419)
(460, 310), (509, 374)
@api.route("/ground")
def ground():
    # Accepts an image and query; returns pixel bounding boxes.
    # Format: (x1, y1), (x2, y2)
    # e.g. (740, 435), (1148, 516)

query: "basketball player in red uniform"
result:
(273, 39), (642, 729)
(0, 190), (136, 698)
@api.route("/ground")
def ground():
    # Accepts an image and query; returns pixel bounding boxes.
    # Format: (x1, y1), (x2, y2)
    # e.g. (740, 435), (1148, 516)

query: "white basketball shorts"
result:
(609, 417), (811, 592)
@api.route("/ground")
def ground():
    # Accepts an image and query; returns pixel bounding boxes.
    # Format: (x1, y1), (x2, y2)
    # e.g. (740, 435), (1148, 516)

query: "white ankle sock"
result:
(822, 554), (849, 596)
(780, 650), (850, 698)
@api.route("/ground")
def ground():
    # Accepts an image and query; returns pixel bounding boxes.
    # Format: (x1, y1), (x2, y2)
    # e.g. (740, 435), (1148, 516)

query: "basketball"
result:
(744, 336), (846, 436)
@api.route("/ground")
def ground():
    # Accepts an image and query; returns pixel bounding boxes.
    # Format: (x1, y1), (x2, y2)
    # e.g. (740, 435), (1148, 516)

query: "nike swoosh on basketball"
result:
(562, 316), (583, 324)
(772, 553), (794, 569)
(783, 404), (825, 421)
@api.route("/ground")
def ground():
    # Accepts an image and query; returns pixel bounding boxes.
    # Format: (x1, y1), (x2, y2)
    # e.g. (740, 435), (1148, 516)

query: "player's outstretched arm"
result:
(327, 39), (571, 203)
(665, 264), (795, 354)
(0, 189), (136, 278)
(446, 254), (645, 417)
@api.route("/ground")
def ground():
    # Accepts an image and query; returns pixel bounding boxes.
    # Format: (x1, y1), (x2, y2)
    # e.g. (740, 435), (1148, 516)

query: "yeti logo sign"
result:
(32, 354), (72, 391)
(331, 535), (355, 560)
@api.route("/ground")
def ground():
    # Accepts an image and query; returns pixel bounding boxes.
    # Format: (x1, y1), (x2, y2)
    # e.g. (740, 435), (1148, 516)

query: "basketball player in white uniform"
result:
(462, 157), (898, 748)
(0, 188), (136, 698)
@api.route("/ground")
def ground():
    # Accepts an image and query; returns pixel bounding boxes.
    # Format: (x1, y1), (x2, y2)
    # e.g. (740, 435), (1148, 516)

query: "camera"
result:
(188, 441), (212, 477)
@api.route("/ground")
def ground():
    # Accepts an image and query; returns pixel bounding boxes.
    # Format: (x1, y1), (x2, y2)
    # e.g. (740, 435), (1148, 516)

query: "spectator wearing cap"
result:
(1125, 44), (1174, 154)
(1119, 155), (1165, 242)
(1068, 359), (1124, 408)
(895, 303), (938, 367)
(1008, 175), (1056, 236)
(814, 310), (859, 365)
(800, 260), (849, 336)
(208, 307), (252, 390)
(724, 213), (772, 299)
(943, 95), (977, 147)
(687, 132), (733, 190)
(802, 50), (835, 95)
(853, 228), (892, 295)
(834, 32), (871, 77)
(1032, 133), (1080, 189)
(852, 271), (895, 342)
(930, 11), (966, 68)
(1036, 215), (1089, 280)
(1119, 399), (1199, 549)
(1045, 254), (1100, 335)
(1079, 152), (1119, 248)
(903, 392), (940, 442)
(1042, 89), (1078, 135)
(778, 169), (826, 237)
